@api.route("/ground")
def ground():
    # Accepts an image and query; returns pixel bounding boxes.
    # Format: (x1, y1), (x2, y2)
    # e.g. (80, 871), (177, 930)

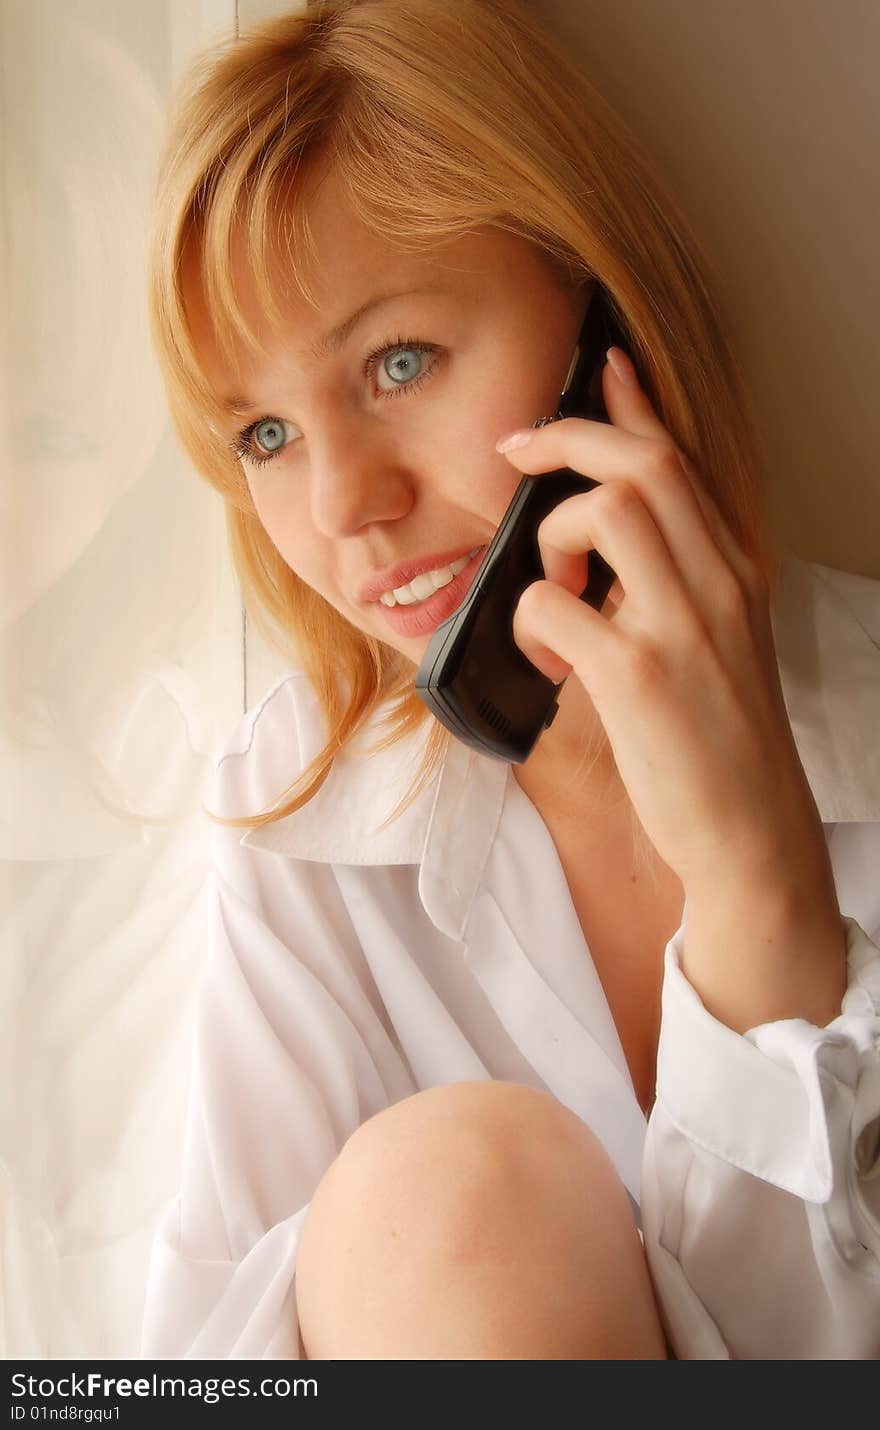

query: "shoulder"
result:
(208, 668), (438, 866)
(806, 559), (880, 648)
(772, 553), (880, 933)
(212, 669), (326, 820)
(774, 550), (880, 736)
(774, 549), (880, 653)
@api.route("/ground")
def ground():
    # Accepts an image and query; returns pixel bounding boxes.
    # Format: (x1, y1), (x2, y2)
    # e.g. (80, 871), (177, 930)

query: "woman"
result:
(141, 0), (880, 1358)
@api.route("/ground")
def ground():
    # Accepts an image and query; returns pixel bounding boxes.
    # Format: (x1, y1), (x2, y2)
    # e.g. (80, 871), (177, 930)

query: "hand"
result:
(497, 347), (827, 896)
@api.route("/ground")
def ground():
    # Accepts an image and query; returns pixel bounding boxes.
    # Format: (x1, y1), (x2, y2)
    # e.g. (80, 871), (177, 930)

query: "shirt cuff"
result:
(655, 915), (880, 1203)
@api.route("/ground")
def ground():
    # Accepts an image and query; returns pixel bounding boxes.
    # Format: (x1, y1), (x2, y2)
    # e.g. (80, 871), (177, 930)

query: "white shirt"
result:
(140, 549), (880, 1360)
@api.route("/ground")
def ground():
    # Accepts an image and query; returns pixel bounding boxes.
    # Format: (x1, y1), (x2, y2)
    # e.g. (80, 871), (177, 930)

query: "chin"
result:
(384, 631), (425, 667)
(326, 598), (425, 676)
(345, 606), (412, 660)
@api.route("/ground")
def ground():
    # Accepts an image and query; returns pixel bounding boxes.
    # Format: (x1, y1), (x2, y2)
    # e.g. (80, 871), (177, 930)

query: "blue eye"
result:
(230, 334), (440, 469)
(362, 334), (441, 403)
(230, 416), (299, 468)
(252, 418), (288, 453)
(370, 340), (436, 393)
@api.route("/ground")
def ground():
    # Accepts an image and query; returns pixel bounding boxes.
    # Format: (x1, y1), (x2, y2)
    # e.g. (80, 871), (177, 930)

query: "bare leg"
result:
(295, 1080), (668, 1359)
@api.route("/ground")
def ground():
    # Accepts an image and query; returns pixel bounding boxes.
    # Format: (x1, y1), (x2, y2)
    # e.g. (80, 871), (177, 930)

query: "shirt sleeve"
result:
(139, 783), (413, 1360)
(641, 914), (880, 1359)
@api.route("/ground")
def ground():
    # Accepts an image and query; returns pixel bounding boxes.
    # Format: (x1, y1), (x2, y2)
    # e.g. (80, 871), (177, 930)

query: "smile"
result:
(374, 547), (486, 638)
(379, 548), (482, 606)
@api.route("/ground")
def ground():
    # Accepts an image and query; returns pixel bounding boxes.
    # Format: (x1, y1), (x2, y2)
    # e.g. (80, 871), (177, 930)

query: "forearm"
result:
(681, 839), (848, 1036)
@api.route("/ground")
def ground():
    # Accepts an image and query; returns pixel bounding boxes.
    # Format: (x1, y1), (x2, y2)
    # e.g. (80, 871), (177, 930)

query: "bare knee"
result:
(295, 1081), (667, 1359)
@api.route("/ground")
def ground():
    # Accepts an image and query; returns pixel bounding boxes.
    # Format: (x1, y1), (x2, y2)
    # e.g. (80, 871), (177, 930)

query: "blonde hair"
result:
(148, 0), (779, 863)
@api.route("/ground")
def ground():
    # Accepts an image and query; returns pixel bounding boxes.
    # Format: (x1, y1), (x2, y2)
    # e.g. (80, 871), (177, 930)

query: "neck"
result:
(512, 676), (626, 819)
(511, 676), (678, 895)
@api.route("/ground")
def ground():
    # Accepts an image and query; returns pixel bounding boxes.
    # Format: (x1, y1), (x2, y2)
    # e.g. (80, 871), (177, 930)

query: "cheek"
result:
(248, 479), (322, 579)
(248, 472), (297, 539)
(447, 379), (550, 519)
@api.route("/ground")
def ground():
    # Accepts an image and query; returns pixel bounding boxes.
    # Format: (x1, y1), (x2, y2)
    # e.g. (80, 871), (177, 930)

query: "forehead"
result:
(182, 165), (567, 389)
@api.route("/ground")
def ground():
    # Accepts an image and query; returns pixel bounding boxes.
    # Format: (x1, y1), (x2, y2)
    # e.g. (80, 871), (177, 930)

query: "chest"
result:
(545, 821), (685, 1115)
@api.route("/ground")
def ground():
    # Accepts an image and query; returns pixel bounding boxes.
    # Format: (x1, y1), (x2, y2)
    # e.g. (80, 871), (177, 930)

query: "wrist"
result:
(681, 865), (847, 1035)
(683, 809), (836, 912)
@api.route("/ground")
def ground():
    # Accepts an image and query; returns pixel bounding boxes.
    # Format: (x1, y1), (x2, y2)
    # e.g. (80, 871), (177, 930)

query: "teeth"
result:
(380, 548), (481, 607)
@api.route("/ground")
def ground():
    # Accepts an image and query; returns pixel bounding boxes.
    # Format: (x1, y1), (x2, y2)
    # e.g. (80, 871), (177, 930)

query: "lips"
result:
(373, 546), (486, 639)
(359, 545), (485, 604)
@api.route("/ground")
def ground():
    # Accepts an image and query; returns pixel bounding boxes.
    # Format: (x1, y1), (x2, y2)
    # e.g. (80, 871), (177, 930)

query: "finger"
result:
(536, 481), (699, 645)
(497, 407), (757, 633)
(601, 347), (756, 586)
(513, 578), (623, 705)
(601, 346), (672, 442)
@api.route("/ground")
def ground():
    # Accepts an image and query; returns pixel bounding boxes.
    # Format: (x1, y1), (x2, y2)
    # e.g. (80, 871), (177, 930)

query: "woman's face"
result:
(184, 166), (591, 665)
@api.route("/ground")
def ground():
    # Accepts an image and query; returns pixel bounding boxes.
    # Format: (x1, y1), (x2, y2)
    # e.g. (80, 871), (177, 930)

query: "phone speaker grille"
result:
(476, 697), (512, 738)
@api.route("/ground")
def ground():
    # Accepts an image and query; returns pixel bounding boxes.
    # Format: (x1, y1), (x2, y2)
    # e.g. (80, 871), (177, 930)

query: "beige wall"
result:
(539, 0), (879, 577)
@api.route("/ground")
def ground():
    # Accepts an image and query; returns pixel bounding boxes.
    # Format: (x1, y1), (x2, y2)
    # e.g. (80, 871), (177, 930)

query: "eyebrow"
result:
(221, 284), (450, 416)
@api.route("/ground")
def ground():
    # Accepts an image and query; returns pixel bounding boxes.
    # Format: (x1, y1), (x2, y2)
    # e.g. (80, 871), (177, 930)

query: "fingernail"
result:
(495, 428), (534, 453)
(606, 346), (638, 387)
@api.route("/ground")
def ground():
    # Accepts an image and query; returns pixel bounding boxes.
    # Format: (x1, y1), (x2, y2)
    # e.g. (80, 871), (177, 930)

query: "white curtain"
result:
(0, 0), (295, 1358)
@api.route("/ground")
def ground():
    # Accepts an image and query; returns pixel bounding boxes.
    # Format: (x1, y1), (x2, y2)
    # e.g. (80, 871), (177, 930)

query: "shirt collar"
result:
(240, 548), (880, 938)
(238, 676), (507, 939)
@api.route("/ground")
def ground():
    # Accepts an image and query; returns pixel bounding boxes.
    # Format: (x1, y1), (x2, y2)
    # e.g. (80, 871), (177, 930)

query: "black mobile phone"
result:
(414, 283), (627, 763)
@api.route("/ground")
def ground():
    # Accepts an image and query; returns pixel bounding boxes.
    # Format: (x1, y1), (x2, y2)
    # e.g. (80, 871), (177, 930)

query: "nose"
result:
(306, 411), (415, 539)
